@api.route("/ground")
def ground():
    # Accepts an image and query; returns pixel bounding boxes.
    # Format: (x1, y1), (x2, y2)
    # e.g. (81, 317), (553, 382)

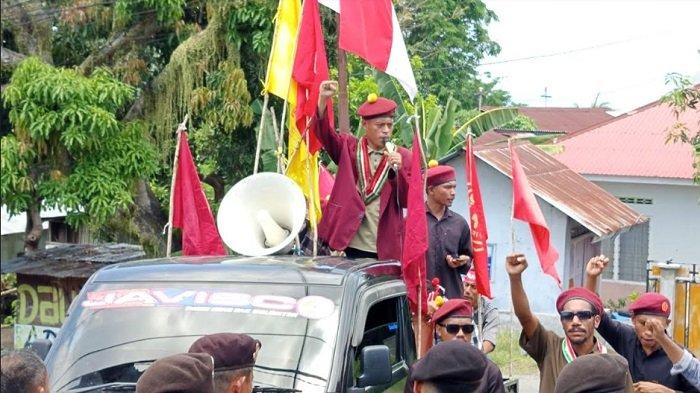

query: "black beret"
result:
(136, 353), (213, 393)
(554, 353), (631, 393)
(188, 333), (260, 371)
(412, 340), (486, 389)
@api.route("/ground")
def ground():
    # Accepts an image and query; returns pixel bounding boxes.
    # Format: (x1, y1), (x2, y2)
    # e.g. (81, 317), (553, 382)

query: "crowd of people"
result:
(2, 85), (698, 393)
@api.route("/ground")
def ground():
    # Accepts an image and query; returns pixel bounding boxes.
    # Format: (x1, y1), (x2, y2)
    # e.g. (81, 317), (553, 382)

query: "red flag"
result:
(172, 132), (226, 256)
(292, 0), (333, 152)
(320, 0), (417, 100)
(509, 142), (560, 285)
(466, 136), (492, 298)
(401, 132), (428, 314)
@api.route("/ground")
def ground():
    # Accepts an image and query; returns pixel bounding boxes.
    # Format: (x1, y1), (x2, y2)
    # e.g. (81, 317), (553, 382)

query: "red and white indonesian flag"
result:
(318, 0), (418, 101)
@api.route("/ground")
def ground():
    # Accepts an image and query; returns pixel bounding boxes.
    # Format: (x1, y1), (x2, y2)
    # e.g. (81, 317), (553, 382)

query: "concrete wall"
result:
(446, 153), (569, 315)
(589, 180), (700, 264)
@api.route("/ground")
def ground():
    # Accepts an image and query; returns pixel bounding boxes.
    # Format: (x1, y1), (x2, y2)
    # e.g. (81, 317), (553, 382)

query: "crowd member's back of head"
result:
(1, 349), (49, 393)
(188, 333), (261, 393)
(554, 353), (632, 393)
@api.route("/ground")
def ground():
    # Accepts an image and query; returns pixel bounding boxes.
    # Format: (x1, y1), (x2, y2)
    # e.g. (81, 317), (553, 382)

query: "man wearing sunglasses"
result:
(585, 257), (699, 393)
(404, 298), (505, 393)
(507, 253), (613, 393)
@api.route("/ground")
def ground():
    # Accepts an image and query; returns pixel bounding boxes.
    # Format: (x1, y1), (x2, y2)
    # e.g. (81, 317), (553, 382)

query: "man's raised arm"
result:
(506, 253), (539, 339)
(584, 255), (609, 294)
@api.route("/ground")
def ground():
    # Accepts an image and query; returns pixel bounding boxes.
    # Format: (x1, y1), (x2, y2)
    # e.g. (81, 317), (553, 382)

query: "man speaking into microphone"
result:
(313, 80), (411, 260)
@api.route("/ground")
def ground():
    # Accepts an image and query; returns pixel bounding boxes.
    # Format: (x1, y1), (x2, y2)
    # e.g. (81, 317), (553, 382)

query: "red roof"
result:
(473, 142), (647, 236)
(516, 107), (614, 133)
(555, 99), (697, 180)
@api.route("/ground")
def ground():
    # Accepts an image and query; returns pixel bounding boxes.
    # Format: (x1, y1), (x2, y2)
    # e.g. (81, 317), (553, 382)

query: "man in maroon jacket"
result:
(314, 80), (411, 260)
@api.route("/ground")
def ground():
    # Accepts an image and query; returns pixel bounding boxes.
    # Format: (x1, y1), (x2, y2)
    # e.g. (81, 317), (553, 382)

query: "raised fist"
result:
(319, 80), (338, 99)
(506, 253), (528, 276)
(585, 255), (609, 277)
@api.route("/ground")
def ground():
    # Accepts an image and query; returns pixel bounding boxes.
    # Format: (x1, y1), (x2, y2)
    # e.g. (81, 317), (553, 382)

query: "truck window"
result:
(351, 295), (415, 391)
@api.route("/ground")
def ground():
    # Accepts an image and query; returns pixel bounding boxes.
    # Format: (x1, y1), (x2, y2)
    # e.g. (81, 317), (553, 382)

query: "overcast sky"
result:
(479, 0), (700, 114)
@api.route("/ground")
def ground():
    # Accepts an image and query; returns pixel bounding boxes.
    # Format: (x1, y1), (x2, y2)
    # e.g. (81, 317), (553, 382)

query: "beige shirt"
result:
(348, 148), (383, 253)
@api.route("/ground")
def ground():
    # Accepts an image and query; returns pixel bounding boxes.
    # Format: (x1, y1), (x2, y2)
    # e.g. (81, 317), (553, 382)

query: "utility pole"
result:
(541, 87), (552, 107)
(477, 87), (484, 111)
(336, 14), (350, 133)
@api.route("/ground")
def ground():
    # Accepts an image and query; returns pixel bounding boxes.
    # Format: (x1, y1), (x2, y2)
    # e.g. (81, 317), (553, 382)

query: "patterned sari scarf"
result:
(561, 337), (607, 363)
(356, 137), (391, 204)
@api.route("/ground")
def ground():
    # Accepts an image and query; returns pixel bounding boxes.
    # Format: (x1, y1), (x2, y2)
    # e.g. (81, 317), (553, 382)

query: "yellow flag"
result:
(286, 83), (323, 226)
(265, 0), (322, 226)
(264, 0), (301, 99)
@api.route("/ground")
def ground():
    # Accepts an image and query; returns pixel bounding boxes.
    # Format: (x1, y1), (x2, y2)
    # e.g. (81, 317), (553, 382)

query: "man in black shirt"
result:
(425, 163), (472, 299)
(585, 256), (698, 392)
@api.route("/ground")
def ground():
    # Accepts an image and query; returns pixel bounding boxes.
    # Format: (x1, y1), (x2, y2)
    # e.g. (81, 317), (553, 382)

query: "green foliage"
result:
(1, 57), (157, 228)
(396, 0), (510, 106)
(114, 0), (186, 27)
(660, 73), (700, 183)
(501, 115), (538, 131)
(605, 291), (640, 312)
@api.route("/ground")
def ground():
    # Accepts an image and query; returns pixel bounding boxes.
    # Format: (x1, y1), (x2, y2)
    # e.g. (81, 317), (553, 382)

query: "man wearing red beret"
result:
(506, 253), (618, 393)
(585, 258), (699, 392)
(404, 299), (505, 393)
(425, 163), (473, 299)
(314, 80), (411, 260)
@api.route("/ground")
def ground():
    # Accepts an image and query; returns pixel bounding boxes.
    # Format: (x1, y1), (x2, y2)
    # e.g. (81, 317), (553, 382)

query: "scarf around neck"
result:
(356, 137), (391, 204)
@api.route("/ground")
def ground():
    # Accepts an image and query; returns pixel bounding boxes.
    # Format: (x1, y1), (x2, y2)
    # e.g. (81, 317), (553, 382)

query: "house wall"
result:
(446, 154), (570, 315)
(1, 230), (48, 262)
(589, 180), (700, 264)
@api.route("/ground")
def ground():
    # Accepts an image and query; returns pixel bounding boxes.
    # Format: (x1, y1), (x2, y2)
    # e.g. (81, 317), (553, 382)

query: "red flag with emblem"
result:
(466, 135), (492, 298)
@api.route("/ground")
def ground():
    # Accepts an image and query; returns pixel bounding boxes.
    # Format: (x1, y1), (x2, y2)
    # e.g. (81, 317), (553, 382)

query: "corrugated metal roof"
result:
(474, 141), (648, 237)
(555, 98), (698, 179)
(1, 243), (145, 278)
(517, 107), (615, 133)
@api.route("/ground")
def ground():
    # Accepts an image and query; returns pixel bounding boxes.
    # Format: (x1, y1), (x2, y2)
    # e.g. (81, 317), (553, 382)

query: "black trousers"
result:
(344, 247), (378, 259)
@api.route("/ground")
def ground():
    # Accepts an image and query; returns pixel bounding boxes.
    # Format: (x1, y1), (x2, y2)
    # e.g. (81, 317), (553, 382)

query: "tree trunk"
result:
(132, 179), (169, 256)
(201, 174), (226, 203)
(24, 199), (43, 253)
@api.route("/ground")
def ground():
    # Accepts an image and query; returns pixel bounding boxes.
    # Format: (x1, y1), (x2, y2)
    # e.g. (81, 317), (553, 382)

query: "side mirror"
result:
(26, 338), (52, 360)
(356, 345), (392, 388)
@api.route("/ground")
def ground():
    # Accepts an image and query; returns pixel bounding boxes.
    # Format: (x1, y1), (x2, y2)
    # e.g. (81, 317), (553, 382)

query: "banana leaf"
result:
(445, 107), (519, 157)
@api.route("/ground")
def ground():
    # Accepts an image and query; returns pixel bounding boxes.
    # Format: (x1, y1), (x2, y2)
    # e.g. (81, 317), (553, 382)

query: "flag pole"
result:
(304, 119), (318, 257)
(508, 137), (515, 378)
(253, 94), (270, 174)
(167, 114), (189, 258)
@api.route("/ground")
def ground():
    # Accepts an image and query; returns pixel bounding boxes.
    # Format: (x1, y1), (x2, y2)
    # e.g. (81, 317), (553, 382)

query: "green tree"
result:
(395, 0), (510, 106)
(660, 73), (699, 183)
(1, 58), (157, 252)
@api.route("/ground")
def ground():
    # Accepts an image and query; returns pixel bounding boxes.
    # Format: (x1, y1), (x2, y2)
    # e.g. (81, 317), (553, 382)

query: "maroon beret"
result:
(629, 292), (671, 317)
(136, 353), (214, 393)
(188, 333), (260, 371)
(556, 287), (603, 315)
(427, 165), (456, 187)
(412, 340), (486, 386)
(554, 353), (631, 393)
(357, 96), (397, 119)
(432, 299), (473, 324)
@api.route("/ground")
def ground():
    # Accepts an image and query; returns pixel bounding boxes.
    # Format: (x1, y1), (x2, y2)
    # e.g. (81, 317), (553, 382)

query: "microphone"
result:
(383, 137), (398, 171)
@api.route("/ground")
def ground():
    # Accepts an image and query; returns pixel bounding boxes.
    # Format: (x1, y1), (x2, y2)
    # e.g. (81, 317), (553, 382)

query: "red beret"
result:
(136, 353), (214, 393)
(628, 292), (671, 317)
(427, 165), (456, 187)
(357, 96), (397, 119)
(556, 287), (603, 315)
(432, 299), (473, 324)
(188, 333), (260, 371)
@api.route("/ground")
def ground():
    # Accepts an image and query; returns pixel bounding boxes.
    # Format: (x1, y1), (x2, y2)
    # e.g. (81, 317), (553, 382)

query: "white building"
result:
(554, 97), (700, 300)
(442, 142), (647, 314)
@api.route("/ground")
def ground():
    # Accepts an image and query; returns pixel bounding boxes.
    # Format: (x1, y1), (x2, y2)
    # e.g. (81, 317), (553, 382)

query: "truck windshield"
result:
(45, 282), (342, 393)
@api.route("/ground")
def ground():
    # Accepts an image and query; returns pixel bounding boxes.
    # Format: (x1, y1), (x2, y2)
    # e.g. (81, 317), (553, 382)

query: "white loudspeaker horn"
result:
(217, 173), (307, 256)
